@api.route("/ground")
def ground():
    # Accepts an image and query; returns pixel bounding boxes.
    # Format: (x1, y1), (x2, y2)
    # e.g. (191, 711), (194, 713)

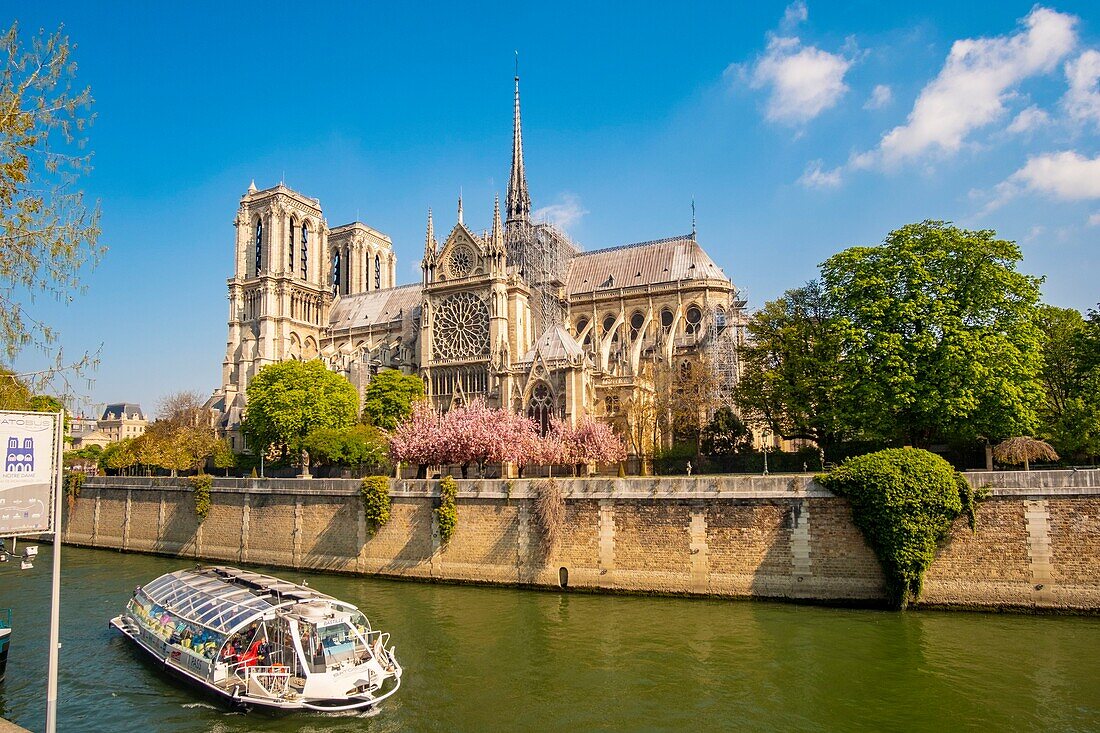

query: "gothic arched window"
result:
(685, 305), (703, 336)
(365, 254), (371, 291)
(661, 308), (674, 330)
(300, 224), (309, 280)
(288, 219), (296, 269)
(343, 246), (351, 294)
(528, 382), (554, 435)
(375, 254), (381, 289)
(629, 311), (645, 341)
(332, 249), (342, 295)
(716, 306), (728, 334)
(254, 217), (263, 275)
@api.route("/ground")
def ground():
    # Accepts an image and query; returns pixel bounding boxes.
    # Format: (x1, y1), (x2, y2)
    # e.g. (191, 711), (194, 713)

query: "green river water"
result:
(0, 545), (1098, 732)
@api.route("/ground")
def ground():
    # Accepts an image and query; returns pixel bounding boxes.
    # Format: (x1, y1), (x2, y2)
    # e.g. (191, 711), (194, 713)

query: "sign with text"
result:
(0, 411), (59, 536)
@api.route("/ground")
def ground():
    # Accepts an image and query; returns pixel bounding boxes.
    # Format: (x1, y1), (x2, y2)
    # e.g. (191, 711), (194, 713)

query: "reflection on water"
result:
(0, 546), (1098, 732)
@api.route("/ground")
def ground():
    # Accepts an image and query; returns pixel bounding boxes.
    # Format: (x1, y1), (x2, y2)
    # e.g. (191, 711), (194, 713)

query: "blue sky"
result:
(10, 1), (1100, 416)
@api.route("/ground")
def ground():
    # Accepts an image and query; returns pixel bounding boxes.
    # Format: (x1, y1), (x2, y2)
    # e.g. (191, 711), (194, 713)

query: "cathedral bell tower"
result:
(221, 182), (332, 399)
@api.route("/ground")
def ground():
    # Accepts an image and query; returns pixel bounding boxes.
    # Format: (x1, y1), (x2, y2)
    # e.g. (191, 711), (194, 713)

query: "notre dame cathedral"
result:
(208, 74), (744, 459)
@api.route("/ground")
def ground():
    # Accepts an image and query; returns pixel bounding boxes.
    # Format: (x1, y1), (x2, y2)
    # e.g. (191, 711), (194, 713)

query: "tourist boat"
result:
(0, 608), (10, 684)
(110, 566), (401, 711)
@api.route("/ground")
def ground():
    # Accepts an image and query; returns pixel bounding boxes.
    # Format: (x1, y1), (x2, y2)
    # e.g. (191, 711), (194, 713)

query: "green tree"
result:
(243, 360), (359, 474)
(700, 407), (750, 456)
(1, 22), (103, 376)
(1033, 305), (1099, 460)
(304, 425), (387, 472)
(212, 438), (237, 476)
(734, 282), (851, 454)
(99, 438), (135, 475)
(361, 369), (425, 429)
(820, 221), (1044, 447)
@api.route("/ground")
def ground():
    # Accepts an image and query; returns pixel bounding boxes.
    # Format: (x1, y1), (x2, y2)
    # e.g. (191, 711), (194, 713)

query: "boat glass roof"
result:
(139, 567), (341, 634)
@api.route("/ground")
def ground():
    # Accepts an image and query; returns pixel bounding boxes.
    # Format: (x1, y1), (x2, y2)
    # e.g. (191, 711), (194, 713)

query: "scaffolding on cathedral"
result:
(505, 220), (580, 332)
(706, 294), (747, 411)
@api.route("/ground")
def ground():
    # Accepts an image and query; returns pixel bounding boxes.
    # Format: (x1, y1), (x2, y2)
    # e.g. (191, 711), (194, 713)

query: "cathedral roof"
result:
(518, 324), (585, 365)
(328, 284), (423, 329)
(565, 235), (729, 295)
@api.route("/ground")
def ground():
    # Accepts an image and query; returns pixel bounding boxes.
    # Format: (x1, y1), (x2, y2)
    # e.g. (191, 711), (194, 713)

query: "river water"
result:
(0, 546), (1097, 732)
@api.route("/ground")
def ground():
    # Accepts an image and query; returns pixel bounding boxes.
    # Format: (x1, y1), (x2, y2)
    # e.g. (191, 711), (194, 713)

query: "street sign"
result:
(0, 411), (60, 536)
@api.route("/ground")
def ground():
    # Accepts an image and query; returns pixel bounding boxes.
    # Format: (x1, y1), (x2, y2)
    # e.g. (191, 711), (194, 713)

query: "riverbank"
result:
(62, 470), (1100, 612)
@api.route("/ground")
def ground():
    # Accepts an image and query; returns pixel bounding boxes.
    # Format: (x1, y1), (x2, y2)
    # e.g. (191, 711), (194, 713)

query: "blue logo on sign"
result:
(5, 437), (34, 472)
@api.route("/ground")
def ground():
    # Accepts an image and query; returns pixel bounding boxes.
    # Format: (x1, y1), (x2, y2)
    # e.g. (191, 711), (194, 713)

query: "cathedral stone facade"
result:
(209, 75), (743, 458)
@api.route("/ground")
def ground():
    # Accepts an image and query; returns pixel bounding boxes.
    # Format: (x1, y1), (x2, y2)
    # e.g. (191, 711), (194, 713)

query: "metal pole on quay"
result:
(44, 411), (64, 733)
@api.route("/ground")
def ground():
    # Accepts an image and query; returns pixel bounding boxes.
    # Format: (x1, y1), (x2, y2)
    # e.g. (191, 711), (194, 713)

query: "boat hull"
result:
(0, 626), (10, 684)
(110, 617), (396, 712)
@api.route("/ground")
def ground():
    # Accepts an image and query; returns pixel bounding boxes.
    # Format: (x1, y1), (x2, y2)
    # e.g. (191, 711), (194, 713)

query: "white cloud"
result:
(1063, 49), (1100, 128)
(864, 84), (893, 110)
(1007, 105), (1051, 133)
(781, 1), (808, 31)
(533, 193), (588, 232)
(988, 150), (1100, 210)
(855, 6), (1077, 169)
(1087, 212), (1100, 227)
(798, 160), (843, 188)
(749, 36), (853, 125)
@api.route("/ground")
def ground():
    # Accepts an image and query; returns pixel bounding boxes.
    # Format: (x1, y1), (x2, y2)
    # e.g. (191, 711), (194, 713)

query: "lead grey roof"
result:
(565, 235), (729, 295)
(101, 403), (145, 421)
(328, 283), (422, 329)
(518, 325), (585, 365)
(140, 566), (341, 634)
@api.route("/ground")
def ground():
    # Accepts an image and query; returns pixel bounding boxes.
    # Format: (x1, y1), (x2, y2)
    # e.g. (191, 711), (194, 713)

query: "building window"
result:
(365, 255), (371, 291)
(301, 224), (309, 280)
(343, 246), (351, 294)
(375, 254), (381, 289)
(528, 382), (554, 435)
(254, 217), (263, 275)
(288, 219), (296, 269)
(685, 305), (703, 336)
(716, 306), (727, 334)
(629, 311), (645, 341)
(332, 249), (341, 295)
(605, 395), (620, 415)
(661, 308), (674, 330)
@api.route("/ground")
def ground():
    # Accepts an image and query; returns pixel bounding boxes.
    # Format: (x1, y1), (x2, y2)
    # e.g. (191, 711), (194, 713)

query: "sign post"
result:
(0, 409), (63, 732)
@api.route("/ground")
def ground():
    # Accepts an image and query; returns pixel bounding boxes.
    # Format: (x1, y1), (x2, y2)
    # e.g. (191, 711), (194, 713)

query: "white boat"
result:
(110, 566), (401, 711)
(0, 608), (10, 684)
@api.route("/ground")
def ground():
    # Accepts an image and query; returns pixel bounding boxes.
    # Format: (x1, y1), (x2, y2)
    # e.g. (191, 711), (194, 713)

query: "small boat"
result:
(0, 608), (10, 684)
(110, 566), (401, 711)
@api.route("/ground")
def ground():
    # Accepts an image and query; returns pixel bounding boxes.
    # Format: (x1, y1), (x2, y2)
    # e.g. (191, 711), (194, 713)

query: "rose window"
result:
(432, 292), (490, 360)
(448, 245), (474, 278)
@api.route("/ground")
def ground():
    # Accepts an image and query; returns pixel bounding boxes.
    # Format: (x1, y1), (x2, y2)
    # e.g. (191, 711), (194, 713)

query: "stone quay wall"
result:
(62, 471), (1100, 612)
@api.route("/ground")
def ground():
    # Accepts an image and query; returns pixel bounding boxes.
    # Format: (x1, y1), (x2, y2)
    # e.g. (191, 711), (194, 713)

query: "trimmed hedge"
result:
(818, 447), (977, 609)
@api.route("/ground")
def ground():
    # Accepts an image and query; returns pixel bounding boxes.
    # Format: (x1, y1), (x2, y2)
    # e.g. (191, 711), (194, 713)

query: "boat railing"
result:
(242, 665), (291, 698)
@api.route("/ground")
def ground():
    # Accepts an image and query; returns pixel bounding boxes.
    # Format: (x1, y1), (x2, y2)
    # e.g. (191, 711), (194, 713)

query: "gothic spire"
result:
(457, 191), (464, 225)
(505, 63), (531, 224)
(491, 194), (505, 253)
(424, 207), (436, 258)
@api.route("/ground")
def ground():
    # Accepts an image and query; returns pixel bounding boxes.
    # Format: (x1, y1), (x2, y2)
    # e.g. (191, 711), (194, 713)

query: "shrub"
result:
(190, 473), (213, 522)
(533, 478), (565, 557)
(436, 475), (458, 545)
(361, 476), (391, 531)
(63, 470), (85, 511)
(817, 448), (977, 609)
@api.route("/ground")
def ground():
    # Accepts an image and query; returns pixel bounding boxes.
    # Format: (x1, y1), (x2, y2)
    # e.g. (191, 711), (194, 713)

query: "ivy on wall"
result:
(190, 474), (212, 522)
(361, 476), (391, 532)
(436, 475), (458, 545)
(818, 447), (979, 609)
